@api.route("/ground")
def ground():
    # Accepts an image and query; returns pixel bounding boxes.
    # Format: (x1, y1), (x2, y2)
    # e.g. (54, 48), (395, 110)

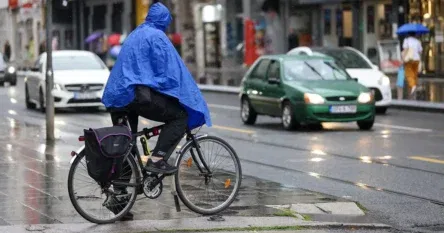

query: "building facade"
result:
(318, 0), (443, 76)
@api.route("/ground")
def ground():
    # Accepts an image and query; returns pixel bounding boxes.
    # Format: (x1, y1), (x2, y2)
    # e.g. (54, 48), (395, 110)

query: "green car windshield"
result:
(283, 59), (352, 81)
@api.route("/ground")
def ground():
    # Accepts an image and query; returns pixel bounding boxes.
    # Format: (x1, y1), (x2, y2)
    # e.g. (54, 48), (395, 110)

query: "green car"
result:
(239, 54), (376, 131)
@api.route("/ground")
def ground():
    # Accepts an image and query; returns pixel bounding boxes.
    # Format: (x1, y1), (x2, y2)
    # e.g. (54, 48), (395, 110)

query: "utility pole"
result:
(45, 0), (55, 141)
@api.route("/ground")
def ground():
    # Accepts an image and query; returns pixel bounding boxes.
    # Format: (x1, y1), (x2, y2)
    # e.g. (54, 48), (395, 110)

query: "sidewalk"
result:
(0, 216), (390, 233)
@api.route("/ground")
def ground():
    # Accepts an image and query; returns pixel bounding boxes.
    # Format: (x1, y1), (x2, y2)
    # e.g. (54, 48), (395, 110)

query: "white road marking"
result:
(374, 123), (433, 132)
(207, 103), (434, 133)
(208, 103), (240, 111)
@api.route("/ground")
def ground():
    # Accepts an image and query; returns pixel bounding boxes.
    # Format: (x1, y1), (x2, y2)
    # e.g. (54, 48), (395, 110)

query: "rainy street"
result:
(0, 79), (444, 232)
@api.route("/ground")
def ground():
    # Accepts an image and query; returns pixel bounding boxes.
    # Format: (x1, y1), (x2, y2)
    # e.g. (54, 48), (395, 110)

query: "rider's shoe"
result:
(144, 159), (178, 175)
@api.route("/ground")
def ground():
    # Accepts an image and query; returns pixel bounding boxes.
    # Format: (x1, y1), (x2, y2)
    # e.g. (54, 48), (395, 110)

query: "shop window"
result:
(336, 8), (343, 37)
(323, 9), (331, 35)
(367, 5), (375, 33)
(65, 30), (73, 49)
(112, 3), (123, 33)
(343, 10), (352, 38)
(93, 5), (106, 31)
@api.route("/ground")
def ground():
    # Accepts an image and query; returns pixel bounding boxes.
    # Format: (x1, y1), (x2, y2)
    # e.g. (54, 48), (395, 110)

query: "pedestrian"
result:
(39, 41), (46, 55)
(288, 28), (298, 51)
(23, 45), (32, 69)
(171, 32), (182, 56)
(4, 41), (11, 62)
(401, 32), (422, 99)
(396, 65), (405, 100)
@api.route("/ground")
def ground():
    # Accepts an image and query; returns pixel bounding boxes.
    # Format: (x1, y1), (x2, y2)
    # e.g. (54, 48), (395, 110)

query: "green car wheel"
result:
(241, 97), (257, 125)
(282, 102), (300, 131)
(357, 118), (374, 130)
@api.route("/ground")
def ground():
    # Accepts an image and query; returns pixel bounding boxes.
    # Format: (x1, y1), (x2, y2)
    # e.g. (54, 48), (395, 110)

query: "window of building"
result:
(336, 8), (343, 37)
(93, 5), (106, 31)
(324, 9), (331, 35)
(112, 3), (123, 33)
(367, 5), (375, 33)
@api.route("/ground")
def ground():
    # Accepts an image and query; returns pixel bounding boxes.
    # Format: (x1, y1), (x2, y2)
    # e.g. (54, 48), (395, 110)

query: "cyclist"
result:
(102, 2), (212, 175)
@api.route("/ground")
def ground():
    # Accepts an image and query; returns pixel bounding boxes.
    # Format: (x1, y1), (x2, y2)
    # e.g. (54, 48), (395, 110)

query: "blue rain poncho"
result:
(102, 3), (211, 129)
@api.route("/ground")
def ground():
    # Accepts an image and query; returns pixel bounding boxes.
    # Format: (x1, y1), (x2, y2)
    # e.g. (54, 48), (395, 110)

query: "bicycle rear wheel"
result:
(175, 135), (242, 215)
(67, 151), (140, 224)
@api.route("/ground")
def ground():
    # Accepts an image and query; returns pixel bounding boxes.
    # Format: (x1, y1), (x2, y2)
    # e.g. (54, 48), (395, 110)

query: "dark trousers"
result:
(111, 85), (188, 160)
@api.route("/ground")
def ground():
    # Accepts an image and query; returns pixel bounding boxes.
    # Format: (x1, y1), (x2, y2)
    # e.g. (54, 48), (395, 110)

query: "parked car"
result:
(287, 46), (391, 114)
(0, 52), (17, 86)
(239, 54), (376, 131)
(24, 50), (110, 111)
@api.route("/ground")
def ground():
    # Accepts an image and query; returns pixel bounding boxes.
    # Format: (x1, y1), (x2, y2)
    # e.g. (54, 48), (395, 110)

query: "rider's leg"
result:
(130, 85), (188, 174)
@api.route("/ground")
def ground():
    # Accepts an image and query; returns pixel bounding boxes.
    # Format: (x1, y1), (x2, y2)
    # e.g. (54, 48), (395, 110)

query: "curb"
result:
(0, 216), (392, 233)
(390, 100), (444, 113)
(198, 85), (444, 113)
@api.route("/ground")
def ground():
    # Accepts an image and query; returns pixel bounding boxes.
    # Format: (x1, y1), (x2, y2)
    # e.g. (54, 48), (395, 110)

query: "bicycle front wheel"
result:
(175, 135), (242, 215)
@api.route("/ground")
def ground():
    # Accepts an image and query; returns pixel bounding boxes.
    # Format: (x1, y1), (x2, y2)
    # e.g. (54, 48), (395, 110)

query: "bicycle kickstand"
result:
(171, 176), (181, 212)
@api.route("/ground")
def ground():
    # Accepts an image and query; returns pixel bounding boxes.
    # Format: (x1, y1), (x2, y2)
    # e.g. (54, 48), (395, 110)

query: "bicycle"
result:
(67, 115), (242, 224)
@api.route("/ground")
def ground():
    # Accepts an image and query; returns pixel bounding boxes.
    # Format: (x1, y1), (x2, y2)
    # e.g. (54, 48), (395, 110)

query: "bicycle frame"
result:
(129, 123), (213, 185)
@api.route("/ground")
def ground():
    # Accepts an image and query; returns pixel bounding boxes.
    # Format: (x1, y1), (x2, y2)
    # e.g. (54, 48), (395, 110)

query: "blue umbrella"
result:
(85, 31), (103, 43)
(397, 23), (430, 35)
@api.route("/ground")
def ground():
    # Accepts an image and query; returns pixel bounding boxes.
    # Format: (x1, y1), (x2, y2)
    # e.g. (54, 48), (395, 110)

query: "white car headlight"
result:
(304, 93), (325, 104)
(53, 83), (62, 90)
(7, 66), (15, 73)
(378, 75), (390, 86)
(358, 92), (373, 103)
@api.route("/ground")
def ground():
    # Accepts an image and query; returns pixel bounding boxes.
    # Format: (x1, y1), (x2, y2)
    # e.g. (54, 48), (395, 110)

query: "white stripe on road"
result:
(373, 123), (433, 132)
(207, 103), (434, 133)
(208, 103), (240, 111)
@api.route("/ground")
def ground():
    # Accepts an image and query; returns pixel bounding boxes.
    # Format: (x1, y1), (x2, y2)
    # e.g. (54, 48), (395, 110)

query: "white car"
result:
(288, 46), (391, 114)
(25, 50), (110, 111)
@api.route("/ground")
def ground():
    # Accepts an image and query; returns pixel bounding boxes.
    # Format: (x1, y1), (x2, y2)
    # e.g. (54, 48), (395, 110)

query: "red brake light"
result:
(78, 136), (85, 141)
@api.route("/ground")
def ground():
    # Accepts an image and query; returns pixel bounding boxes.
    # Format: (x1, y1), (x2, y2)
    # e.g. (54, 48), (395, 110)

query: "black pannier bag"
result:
(83, 125), (133, 184)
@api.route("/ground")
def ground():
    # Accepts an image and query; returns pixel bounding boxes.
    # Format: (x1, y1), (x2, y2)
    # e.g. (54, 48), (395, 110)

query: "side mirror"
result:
(352, 78), (359, 82)
(268, 77), (280, 84)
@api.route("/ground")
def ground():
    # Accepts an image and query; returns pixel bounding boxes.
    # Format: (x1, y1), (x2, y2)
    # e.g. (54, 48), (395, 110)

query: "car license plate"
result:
(329, 105), (357, 114)
(74, 92), (97, 100)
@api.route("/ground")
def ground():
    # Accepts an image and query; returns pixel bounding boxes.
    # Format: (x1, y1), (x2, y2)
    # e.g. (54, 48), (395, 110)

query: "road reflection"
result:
(0, 115), (348, 225)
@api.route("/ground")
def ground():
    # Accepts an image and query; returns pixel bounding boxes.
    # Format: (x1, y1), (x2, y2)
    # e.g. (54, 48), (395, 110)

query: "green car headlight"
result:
(358, 92), (373, 103)
(304, 93), (325, 104)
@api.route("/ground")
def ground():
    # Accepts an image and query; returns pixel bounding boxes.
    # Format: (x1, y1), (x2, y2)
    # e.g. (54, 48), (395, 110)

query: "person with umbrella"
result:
(398, 23), (429, 99)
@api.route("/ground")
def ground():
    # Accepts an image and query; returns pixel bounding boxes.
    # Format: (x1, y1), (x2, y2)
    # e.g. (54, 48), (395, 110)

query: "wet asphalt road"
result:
(1, 79), (444, 232)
